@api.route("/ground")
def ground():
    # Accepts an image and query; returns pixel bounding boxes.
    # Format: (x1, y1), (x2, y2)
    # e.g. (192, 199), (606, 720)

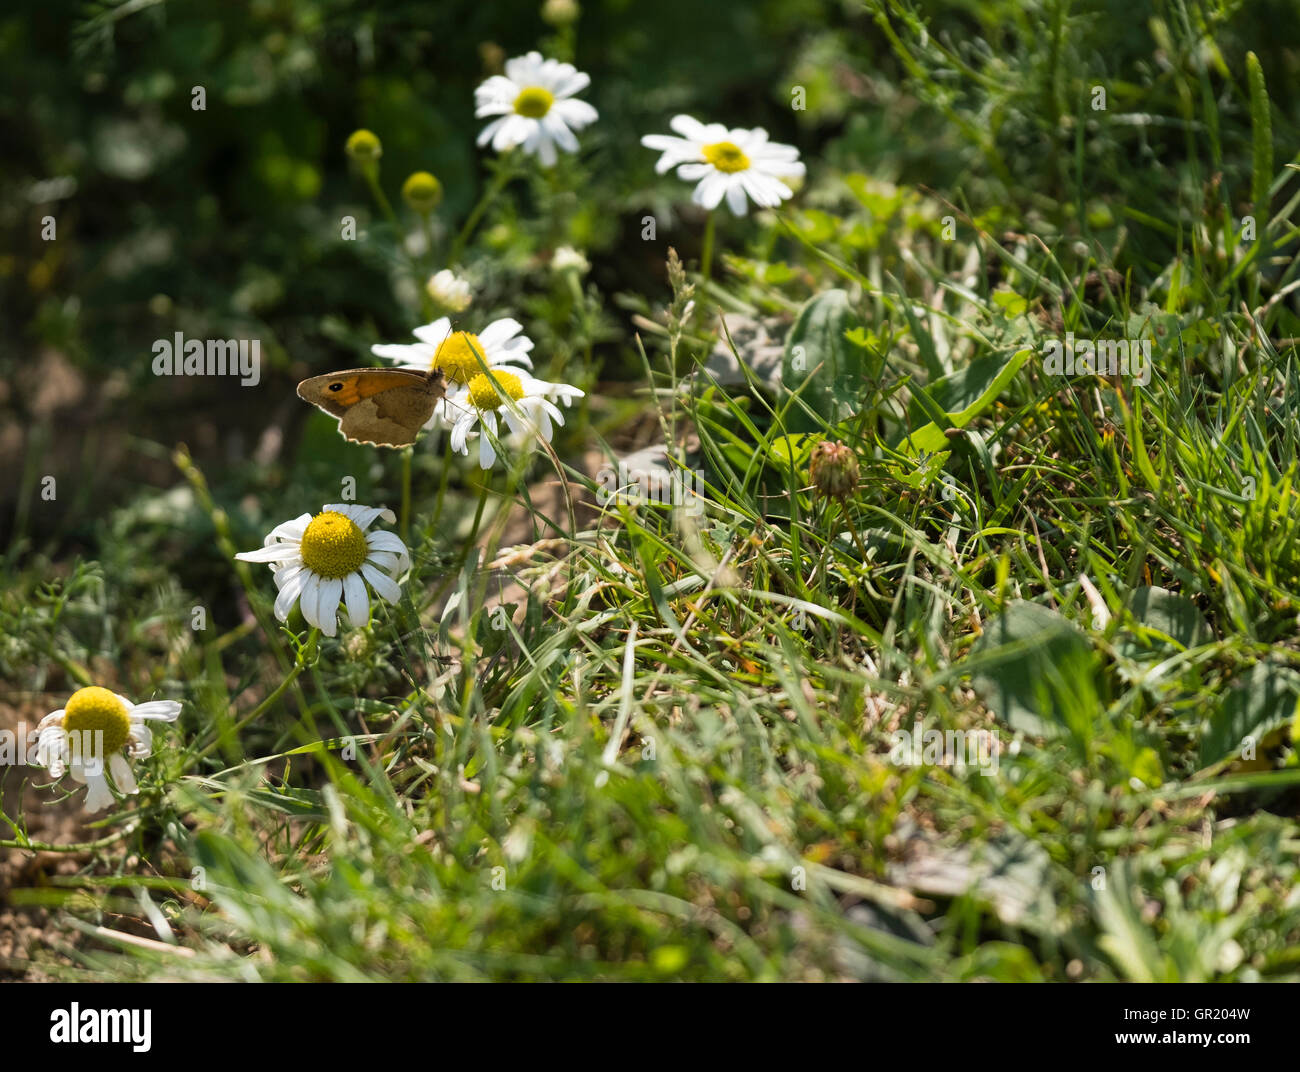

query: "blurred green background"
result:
(1, 0), (856, 547)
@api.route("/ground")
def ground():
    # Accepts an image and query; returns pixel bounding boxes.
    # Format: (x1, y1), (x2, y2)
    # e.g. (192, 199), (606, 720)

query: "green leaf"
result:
(991, 288), (1029, 317)
(967, 601), (1099, 737)
(1198, 662), (1300, 768)
(1094, 860), (1175, 982)
(1125, 586), (1213, 651)
(1247, 51), (1273, 214)
(781, 289), (865, 430)
(764, 431), (816, 477)
(247, 786), (329, 818)
(896, 348), (1031, 457)
(885, 449), (950, 490)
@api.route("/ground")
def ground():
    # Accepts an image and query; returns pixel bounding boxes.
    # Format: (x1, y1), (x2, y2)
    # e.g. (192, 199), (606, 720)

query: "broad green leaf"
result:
(1198, 661), (1300, 768)
(896, 348), (1031, 457)
(991, 288), (1029, 317)
(1125, 586), (1213, 650)
(967, 601), (1100, 737)
(765, 431), (816, 477)
(908, 353), (1020, 425)
(781, 289), (866, 430)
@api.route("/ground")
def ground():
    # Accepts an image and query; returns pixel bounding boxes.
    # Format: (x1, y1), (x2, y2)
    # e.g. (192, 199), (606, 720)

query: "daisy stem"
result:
(399, 446), (414, 543)
(416, 209), (439, 322)
(363, 167), (397, 226)
(191, 628), (320, 765)
(840, 497), (870, 563)
(0, 822), (137, 853)
(466, 477), (491, 547)
(700, 210), (717, 283)
(448, 155), (515, 266)
(431, 432), (453, 531)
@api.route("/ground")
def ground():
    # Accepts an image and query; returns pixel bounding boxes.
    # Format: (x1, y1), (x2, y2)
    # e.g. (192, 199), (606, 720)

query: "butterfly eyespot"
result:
(329, 382), (343, 392)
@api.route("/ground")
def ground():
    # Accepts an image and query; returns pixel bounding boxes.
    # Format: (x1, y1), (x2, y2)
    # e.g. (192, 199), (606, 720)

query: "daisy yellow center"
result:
(62, 686), (131, 758)
(300, 511), (368, 579)
(435, 331), (488, 385)
(702, 140), (750, 173)
(513, 87), (555, 118)
(467, 370), (524, 411)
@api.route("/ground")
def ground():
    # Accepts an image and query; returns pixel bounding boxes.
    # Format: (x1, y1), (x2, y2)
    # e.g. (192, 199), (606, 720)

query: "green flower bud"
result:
(401, 171), (443, 214)
(542, 0), (580, 27)
(345, 129), (382, 163)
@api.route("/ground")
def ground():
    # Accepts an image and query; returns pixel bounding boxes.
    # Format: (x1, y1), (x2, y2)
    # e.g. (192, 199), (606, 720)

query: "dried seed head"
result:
(809, 440), (859, 500)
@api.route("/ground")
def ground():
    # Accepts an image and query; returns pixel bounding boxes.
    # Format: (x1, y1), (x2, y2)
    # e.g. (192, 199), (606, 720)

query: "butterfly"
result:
(296, 368), (446, 448)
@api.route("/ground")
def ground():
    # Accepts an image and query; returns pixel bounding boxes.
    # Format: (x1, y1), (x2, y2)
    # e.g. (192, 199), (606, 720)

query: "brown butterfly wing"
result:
(297, 369), (446, 448)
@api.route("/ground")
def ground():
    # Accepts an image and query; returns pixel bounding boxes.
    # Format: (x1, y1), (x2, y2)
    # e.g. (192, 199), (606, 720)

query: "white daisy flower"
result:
(475, 51), (598, 166)
(235, 504), (410, 638)
(447, 368), (569, 469)
(372, 316), (534, 386)
(426, 269), (472, 313)
(33, 686), (181, 814)
(641, 115), (805, 216)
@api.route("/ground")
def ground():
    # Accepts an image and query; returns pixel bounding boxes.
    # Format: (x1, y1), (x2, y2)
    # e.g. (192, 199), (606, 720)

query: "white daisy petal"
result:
(82, 770), (115, 813)
(371, 343), (435, 367)
(411, 319), (453, 347)
(477, 115), (508, 148)
(127, 723), (154, 759)
(324, 503), (387, 531)
(693, 171), (729, 210)
(35, 710), (65, 734)
(130, 701), (181, 722)
(554, 98), (597, 128)
(300, 572), (323, 628)
(365, 550), (401, 575)
(725, 178), (750, 216)
(669, 114), (711, 141)
(493, 114), (531, 152)
(361, 562), (403, 605)
(110, 752), (138, 796)
(316, 578), (343, 638)
(477, 318), (523, 349)
(37, 726), (69, 777)
(235, 544), (303, 564)
(366, 531), (408, 556)
(676, 162), (714, 180)
(479, 423), (498, 468)
(343, 572), (371, 628)
(452, 410), (479, 456)
(274, 565), (308, 621)
(532, 128), (558, 166)
(551, 70), (589, 98)
(268, 515), (312, 542)
(543, 112), (580, 153)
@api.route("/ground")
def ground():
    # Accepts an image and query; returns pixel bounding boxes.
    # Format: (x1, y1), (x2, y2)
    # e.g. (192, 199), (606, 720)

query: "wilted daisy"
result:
(34, 686), (181, 814)
(373, 316), (534, 386)
(475, 51), (598, 166)
(235, 505), (410, 637)
(641, 115), (804, 215)
(552, 245), (590, 276)
(447, 368), (569, 469)
(426, 269), (472, 313)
